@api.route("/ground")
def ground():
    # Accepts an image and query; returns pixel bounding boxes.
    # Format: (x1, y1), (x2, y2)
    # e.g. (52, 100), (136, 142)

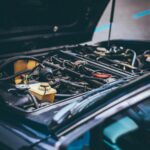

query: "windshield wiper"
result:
(51, 77), (133, 126)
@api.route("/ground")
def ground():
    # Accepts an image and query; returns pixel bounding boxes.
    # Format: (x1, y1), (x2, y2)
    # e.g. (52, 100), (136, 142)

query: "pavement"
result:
(92, 0), (150, 43)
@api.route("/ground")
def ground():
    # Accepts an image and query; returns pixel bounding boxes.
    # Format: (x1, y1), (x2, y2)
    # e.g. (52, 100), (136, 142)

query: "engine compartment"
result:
(67, 45), (150, 73)
(0, 43), (149, 112)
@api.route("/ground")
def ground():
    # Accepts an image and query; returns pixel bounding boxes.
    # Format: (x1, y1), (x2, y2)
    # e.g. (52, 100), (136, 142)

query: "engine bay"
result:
(0, 44), (149, 112)
(67, 45), (150, 74)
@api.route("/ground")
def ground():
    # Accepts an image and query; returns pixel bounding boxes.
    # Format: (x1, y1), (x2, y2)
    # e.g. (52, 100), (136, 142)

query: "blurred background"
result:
(92, 0), (150, 43)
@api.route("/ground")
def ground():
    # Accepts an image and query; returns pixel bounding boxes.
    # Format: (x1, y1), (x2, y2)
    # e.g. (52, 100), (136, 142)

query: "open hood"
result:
(0, 0), (110, 53)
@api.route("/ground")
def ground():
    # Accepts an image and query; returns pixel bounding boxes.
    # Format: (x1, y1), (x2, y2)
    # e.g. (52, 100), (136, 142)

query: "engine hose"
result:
(63, 60), (75, 69)
(0, 64), (41, 81)
(125, 49), (137, 71)
(77, 65), (92, 75)
(27, 92), (39, 109)
(63, 67), (106, 83)
(0, 56), (41, 71)
(51, 56), (63, 64)
(0, 70), (31, 81)
(102, 57), (137, 70)
(136, 57), (143, 69)
(44, 61), (106, 84)
(60, 79), (87, 89)
(51, 57), (74, 69)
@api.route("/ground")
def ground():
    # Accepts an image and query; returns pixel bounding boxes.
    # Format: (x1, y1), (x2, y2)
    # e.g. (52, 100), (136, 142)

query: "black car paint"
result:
(0, 0), (110, 53)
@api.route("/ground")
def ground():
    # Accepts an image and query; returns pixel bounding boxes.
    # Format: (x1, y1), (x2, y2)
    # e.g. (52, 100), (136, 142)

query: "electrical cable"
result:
(0, 56), (41, 71)
(27, 92), (39, 109)
(0, 64), (41, 81)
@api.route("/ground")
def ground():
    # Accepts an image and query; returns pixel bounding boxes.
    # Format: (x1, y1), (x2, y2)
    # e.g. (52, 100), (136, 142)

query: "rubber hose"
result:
(0, 56), (40, 71)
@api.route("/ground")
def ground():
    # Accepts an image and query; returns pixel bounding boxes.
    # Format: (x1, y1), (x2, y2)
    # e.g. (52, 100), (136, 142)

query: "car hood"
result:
(0, 0), (110, 54)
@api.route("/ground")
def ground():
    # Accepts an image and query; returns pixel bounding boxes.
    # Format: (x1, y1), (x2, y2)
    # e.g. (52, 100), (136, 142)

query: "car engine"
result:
(0, 44), (149, 112)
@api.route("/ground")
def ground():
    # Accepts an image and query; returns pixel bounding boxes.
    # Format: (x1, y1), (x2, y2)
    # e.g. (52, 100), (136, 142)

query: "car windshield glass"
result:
(65, 97), (150, 150)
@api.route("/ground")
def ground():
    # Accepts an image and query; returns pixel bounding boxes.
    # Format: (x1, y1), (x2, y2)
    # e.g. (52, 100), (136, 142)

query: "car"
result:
(0, 0), (149, 150)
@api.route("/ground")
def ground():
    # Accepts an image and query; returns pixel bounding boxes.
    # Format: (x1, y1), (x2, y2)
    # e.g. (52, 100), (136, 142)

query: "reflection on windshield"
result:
(67, 132), (90, 150)
(66, 98), (150, 150)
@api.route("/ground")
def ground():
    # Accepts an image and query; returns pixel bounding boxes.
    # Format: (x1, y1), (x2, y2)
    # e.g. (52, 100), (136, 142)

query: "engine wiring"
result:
(0, 45), (149, 112)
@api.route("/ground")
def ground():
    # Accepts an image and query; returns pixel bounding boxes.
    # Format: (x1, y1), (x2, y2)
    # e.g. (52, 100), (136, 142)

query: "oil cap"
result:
(39, 83), (51, 91)
(15, 84), (30, 92)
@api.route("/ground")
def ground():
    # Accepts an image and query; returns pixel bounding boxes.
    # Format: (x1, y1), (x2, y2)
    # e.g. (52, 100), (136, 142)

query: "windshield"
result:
(66, 97), (150, 150)
(93, 0), (150, 43)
